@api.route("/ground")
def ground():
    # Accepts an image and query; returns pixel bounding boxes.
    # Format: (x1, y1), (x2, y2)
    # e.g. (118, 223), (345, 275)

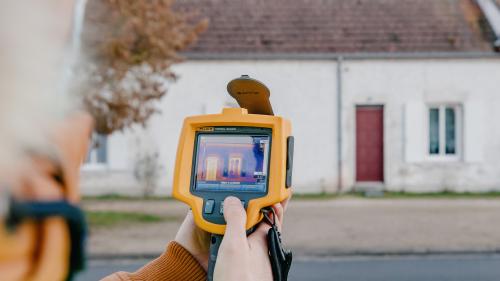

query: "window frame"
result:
(82, 133), (109, 170)
(425, 104), (462, 162)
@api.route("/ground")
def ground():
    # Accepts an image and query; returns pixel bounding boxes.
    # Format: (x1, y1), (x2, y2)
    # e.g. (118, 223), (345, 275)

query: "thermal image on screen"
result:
(194, 134), (270, 192)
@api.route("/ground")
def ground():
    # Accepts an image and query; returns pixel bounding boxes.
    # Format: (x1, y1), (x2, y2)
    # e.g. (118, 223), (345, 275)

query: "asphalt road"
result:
(77, 254), (500, 281)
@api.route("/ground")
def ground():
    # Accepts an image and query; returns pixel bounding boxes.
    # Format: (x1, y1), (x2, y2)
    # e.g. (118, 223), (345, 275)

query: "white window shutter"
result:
(464, 101), (484, 162)
(108, 132), (128, 170)
(404, 102), (426, 162)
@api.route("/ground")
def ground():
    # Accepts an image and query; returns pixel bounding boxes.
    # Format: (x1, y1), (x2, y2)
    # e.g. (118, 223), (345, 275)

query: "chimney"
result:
(476, 0), (500, 51)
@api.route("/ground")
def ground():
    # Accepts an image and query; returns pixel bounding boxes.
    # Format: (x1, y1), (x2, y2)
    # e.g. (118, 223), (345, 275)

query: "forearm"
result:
(102, 241), (206, 281)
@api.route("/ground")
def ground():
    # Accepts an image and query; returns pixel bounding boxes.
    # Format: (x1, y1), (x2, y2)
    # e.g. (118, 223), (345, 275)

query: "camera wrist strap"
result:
(263, 207), (293, 281)
(207, 233), (223, 281)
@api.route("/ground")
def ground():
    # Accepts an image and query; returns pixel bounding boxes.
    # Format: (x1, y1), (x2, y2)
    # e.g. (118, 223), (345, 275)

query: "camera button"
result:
(204, 199), (215, 214)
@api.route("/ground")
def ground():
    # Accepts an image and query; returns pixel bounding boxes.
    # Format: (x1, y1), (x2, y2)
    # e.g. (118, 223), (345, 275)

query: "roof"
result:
(175, 0), (495, 54)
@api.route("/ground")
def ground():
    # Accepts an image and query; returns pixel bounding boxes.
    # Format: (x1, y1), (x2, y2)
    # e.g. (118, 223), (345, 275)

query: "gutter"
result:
(183, 51), (500, 61)
(476, 0), (500, 50)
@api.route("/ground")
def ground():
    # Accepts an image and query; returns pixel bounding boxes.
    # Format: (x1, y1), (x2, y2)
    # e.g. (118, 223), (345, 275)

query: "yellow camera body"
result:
(172, 107), (293, 235)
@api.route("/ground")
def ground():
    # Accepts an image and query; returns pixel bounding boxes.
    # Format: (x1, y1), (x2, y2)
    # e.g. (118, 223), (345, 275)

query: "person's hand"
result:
(214, 196), (287, 281)
(174, 196), (289, 277)
(174, 210), (212, 270)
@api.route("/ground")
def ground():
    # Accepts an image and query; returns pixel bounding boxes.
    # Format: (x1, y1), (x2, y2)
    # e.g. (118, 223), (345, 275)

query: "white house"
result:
(81, 0), (500, 195)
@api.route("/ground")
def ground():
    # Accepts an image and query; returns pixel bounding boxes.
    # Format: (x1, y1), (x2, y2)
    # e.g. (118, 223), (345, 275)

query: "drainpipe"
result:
(476, 0), (500, 51)
(336, 56), (343, 193)
(72, 0), (87, 52)
(58, 0), (87, 99)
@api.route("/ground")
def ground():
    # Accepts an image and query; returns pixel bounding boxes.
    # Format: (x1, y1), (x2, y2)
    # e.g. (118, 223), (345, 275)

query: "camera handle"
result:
(207, 226), (256, 281)
(207, 234), (223, 281)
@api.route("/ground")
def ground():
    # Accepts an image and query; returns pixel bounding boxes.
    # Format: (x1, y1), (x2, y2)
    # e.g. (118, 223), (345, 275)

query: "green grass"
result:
(84, 191), (500, 204)
(293, 191), (500, 200)
(375, 191), (500, 199)
(292, 192), (342, 200)
(85, 210), (176, 228)
(83, 193), (173, 201)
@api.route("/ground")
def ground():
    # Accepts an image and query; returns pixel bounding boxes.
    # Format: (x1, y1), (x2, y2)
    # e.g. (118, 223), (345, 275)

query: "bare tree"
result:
(133, 148), (161, 198)
(78, 0), (207, 134)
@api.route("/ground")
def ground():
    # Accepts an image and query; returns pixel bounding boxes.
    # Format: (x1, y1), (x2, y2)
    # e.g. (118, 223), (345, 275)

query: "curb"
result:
(89, 253), (163, 261)
(88, 249), (500, 261)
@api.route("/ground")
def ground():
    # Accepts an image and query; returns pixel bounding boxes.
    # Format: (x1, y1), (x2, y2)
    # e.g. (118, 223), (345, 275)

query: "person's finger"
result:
(281, 192), (292, 212)
(249, 220), (271, 247)
(272, 203), (284, 222)
(223, 196), (247, 244)
(248, 222), (274, 280)
(271, 203), (284, 231)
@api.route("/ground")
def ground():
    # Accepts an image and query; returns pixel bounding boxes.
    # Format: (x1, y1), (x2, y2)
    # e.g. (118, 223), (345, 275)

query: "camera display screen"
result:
(193, 134), (270, 192)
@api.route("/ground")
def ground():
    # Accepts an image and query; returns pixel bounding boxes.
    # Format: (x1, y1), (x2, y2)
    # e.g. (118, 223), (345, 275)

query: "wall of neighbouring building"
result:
(80, 58), (500, 195)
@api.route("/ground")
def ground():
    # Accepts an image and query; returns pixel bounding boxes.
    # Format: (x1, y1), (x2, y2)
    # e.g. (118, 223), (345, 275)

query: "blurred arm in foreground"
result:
(0, 0), (286, 280)
(0, 112), (93, 281)
(0, 0), (93, 279)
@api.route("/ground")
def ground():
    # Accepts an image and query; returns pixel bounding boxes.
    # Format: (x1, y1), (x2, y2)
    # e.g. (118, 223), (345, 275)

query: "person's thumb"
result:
(223, 196), (247, 243)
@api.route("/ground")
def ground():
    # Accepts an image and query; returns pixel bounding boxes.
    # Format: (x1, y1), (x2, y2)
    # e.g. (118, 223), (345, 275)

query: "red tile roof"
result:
(176, 0), (495, 54)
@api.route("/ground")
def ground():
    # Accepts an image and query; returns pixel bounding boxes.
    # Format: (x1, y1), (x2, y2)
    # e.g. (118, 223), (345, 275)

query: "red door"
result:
(356, 106), (384, 182)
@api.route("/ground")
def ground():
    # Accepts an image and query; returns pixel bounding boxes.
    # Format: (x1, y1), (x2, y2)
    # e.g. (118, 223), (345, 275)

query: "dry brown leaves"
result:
(78, 0), (207, 134)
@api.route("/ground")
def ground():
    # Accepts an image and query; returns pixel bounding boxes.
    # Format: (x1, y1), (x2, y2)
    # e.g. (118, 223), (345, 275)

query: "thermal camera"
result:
(172, 75), (293, 280)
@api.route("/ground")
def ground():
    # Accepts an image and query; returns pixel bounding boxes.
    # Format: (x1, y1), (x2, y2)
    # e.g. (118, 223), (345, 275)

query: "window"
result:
(428, 105), (461, 157)
(85, 134), (108, 166)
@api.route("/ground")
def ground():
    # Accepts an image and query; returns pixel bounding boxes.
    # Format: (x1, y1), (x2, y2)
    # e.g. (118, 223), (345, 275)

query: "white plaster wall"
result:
(80, 58), (500, 195)
(341, 58), (500, 192)
(80, 127), (161, 196)
(81, 60), (338, 195)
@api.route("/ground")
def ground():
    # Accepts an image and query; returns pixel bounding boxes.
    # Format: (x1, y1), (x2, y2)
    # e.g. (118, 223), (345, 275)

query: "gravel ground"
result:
(83, 198), (500, 257)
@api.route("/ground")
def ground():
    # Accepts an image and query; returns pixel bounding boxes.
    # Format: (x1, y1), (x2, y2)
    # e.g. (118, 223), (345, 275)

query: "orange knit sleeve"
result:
(101, 241), (206, 281)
